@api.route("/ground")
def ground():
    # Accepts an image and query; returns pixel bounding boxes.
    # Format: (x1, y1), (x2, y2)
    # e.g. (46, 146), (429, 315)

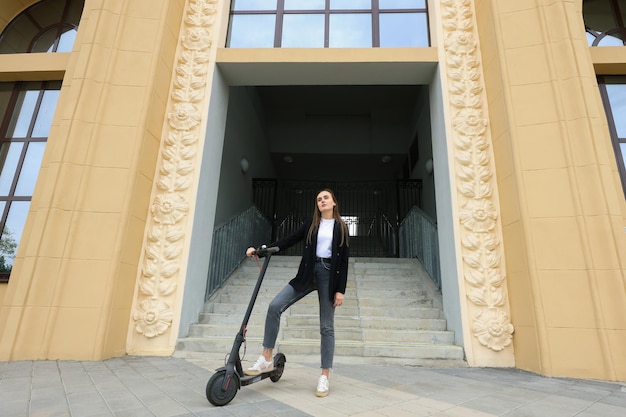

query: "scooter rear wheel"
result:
(270, 353), (286, 382)
(206, 369), (239, 406)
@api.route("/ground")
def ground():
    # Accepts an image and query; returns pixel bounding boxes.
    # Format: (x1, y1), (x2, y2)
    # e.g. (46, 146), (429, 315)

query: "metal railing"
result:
(205, 206), (271, 300)
(363, 212), (397, 257)
(253, 178), (422, 255)
(204, 197), (439, 299)
(273, 212), (305, 256)
(273, 212), (397, 258)
(399, 206), (441, 289)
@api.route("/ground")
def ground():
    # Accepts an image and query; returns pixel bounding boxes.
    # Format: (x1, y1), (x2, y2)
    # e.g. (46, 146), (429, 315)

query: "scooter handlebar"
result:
(254, 245), (279, 257)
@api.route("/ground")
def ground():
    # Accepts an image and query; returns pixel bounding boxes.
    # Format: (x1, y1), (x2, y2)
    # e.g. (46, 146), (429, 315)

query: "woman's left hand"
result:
(333, 292), (344, 307)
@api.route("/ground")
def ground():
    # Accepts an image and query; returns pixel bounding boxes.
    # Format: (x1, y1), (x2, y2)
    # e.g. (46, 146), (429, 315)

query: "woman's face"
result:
(316, 191), (335, 216)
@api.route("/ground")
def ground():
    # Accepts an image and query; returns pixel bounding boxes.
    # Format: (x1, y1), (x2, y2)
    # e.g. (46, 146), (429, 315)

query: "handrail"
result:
(252, 178), (422, 257)
(276, 212), (300, 238)
(276, 211), (399, 257)
(399, 206), (441, 289)
(376, 212), (397, 256)
(205, 206), (271, 300)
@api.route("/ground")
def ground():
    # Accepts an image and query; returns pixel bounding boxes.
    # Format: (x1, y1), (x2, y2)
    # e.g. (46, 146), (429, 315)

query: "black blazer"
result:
(269, 218), (349, 301)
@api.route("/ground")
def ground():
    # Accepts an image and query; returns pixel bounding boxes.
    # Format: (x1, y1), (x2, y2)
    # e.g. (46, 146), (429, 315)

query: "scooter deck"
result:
(240, 353), (286, 387)
(240, 372), (271, 386)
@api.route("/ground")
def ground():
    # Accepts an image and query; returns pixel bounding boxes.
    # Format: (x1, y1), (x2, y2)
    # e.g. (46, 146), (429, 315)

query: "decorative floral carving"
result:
(444, 31), (477, 54)
(168, 103), (201, 131)
(133, 0), (218, 338)
(441, 0), (514, 352)
(459, 199), (497, 233)
(152, 193), (189, 225)
(133, 298), (175, 338)
(182, 27), (212, 50)
(453, 108), (487, 136)
(472, 308), (514, 351)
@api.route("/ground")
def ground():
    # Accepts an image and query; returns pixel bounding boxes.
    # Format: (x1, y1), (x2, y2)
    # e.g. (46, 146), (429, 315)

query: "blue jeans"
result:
(262, 261), (335, 369)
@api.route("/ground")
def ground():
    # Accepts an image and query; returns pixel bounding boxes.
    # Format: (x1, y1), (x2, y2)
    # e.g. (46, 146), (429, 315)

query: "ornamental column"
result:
(432, 0), (516, 367)
(126, 0), (227, 355)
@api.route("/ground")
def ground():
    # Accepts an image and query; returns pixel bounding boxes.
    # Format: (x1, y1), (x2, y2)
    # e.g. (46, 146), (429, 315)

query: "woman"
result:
(244, 189), (350, 398)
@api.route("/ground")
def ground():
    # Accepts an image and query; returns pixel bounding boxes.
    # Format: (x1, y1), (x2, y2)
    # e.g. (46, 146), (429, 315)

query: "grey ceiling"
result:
(255, 85), (426, 181)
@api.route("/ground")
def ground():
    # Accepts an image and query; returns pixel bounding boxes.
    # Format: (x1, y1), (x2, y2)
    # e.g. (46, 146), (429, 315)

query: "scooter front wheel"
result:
(206, 369), (239, 406)
(270, 353), (286, 382)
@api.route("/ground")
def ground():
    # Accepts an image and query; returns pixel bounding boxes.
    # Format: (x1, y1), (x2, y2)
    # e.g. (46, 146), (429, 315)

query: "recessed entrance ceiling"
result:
(255, 84), (426, 181)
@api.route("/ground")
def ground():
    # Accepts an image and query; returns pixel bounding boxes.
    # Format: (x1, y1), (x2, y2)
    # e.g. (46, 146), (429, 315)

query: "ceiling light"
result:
(240, 158), (249, 174)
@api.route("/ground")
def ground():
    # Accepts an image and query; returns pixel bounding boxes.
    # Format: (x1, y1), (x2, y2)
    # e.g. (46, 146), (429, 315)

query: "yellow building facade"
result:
(0, 0), (625, 382)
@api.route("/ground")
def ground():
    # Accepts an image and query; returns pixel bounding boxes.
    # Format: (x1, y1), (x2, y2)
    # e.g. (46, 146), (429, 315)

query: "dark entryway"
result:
(205, 83), (441, 298)
(253, 178), (422, 257)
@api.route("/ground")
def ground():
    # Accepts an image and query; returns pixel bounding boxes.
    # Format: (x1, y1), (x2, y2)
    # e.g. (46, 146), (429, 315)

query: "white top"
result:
(316, 218), (335, 258)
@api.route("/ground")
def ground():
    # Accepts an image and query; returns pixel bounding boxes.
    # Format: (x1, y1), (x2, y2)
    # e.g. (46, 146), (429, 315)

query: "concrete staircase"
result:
(175, 257), (466, 367)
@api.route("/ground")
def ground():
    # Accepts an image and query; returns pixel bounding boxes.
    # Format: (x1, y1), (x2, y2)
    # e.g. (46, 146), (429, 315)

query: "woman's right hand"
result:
(246, 246), (256, 257)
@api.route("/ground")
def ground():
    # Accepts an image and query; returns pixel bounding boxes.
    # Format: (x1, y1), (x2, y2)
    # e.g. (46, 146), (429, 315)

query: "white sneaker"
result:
(315, 375), (329, 397)
(245, 355), (274, 376)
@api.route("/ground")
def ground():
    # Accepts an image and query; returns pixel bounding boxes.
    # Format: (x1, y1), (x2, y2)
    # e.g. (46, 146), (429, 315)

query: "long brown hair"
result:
(306, 188), (349, 247)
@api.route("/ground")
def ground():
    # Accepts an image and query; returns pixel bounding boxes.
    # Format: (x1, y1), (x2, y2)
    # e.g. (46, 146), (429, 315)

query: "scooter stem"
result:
(221, 249), (277, 392)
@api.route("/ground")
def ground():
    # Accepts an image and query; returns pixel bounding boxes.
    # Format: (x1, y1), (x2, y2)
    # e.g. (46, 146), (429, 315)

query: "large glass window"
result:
(0, 0), (82, 281)
(598, 76), (626, 196)
(584, 0), (626, 46)
(0, 0), (83, 54)
(0, 81), (60, 279)
(228, 0), (430, 48)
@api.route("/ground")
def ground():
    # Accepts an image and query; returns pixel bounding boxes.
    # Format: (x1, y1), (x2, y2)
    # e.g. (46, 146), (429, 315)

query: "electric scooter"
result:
(205, 245), (286, 406)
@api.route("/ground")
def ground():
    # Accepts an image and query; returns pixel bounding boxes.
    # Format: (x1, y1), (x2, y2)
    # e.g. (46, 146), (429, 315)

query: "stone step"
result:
(211, 301), (359, 319)
(353, 278), (426, 288)
(197, 312), (360, 327)
(188, 323), (361, 341)
(212, 294), (431, 310)
(196, 313), (447, 332)
(188, 324), (264, 338)
(176, 257), (465, 366)
(357, 297), (433, 308)
(353, 258), (417, 267)
(175, 337), (464, 363)
(358, 306), (440, 319)
(175, 349), (466, 368)
(283, 326), (363, 341)
(284, 307), (442, 323)
(217, 286), (426, 301)
(361, 343), (464, 360)
(217, 279), (359, 289)
(280, 327), (454, 344)
(359, 316), (448, 331)
(215, 292), (358, 305)
(361, 328), (455, 344)
(353, 266), (417, 273)
(278, 339), (465, 361)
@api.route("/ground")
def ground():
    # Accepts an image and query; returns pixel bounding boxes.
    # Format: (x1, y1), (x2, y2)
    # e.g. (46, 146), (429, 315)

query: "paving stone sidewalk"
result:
(1, 355), (625, 416)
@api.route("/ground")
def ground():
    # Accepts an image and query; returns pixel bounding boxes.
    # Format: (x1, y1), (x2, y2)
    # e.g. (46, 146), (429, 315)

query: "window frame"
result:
(598, 75), (626, 197)
(585, 0), (626, 47)
(0, 0), (80, 54)
(0, 0), (83, 281)
(0, 80), (60, 282)
(227, 0), (430, 48)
